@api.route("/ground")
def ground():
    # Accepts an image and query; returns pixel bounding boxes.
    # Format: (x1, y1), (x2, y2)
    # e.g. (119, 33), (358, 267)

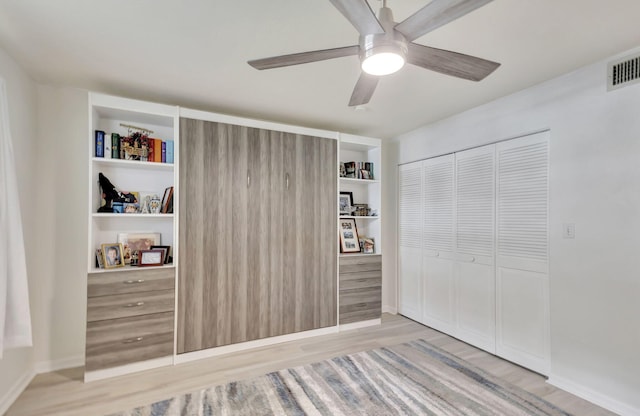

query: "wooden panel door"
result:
(178, 119), (337, 353)
(282, 133), (337, 334)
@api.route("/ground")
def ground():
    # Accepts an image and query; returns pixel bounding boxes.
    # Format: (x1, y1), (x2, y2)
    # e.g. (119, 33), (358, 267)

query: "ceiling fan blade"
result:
(248, 45), (359, 70)
(407, 43), (500, 81)
(328, 0), (384, 36)
(395, 0), (493, 42)
(349, 72), (379, 106)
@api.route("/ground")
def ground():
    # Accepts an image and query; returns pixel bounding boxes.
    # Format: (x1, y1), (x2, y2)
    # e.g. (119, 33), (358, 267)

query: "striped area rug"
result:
(109, 339), (571, 415)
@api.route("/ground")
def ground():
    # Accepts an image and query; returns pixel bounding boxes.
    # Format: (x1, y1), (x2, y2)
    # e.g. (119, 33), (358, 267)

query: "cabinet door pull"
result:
(285, 173), (290, 190)
(124, 279), (145, 284)
(247, 170), (251, 188)
(122, 337), (144, 344)
(124, 301), (145, 308)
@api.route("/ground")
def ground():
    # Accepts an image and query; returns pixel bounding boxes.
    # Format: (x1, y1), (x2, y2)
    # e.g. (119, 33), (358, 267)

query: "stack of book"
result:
(94, 130), (174, 163)
(342, 161), (374, 180)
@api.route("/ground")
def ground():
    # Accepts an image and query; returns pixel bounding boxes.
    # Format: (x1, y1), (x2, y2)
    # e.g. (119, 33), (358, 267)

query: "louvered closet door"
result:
(422, 154), (456, 334)
(398, 161), (423, 321)
(455, 145), (496, 353)
(496, 131), (550, 375)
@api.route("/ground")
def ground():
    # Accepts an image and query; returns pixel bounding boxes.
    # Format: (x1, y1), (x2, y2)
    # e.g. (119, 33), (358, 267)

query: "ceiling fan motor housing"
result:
(359, 7), (408, 74)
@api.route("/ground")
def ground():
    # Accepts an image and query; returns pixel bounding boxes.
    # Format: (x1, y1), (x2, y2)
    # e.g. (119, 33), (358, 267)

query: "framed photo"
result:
(101, 243), (125, 269)
(95, 249), (104, 269)
(353, 203), (368, 217)
(359, 236), (375, 254)
(339, 218), (360, 253)
(138, 249), (165, 267)
(117, 232), (161, 265)
(339, 191), (354, 216)
(150, 245), (171, 264)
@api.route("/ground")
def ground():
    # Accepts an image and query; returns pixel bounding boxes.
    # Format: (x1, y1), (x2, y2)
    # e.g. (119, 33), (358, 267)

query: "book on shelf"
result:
(165, 140), (174, 164)
(342, 161), (374, 179)
(161, 141), (166, 163)
(153, 138), (162, 162)
(111, 133), (120, 159)
(103, 134), (112, 159)
(95, 130), (105, 158)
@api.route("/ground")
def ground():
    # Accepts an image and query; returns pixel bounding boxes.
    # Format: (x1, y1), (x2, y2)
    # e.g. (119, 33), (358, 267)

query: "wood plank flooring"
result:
(7, 314), (614, 416)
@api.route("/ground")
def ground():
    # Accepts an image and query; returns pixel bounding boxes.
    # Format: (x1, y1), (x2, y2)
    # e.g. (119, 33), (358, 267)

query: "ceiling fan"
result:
(248, 0), (500, 106)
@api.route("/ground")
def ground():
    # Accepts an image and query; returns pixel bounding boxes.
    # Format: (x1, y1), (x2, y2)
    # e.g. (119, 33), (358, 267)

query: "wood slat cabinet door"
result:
(178, 118), (337, 354)
(282, 133), (337, 334)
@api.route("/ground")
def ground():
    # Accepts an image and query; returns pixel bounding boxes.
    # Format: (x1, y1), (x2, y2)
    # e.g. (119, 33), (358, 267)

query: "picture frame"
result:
(138, 249), (165, 267)
(359, 236), (375, 254)
(339, 191), (354, 216)
(101, 243), (125, 269)
(353, 203), (368, 217)
(117, 232), (161, 265)
(339, 218), (360, 253)
(150, 245), (171, 264)
(95, 249), (104, 269)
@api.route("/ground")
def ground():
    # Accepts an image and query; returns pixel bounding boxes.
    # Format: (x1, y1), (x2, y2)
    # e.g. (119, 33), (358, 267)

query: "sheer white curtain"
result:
(0, 76), (32, 358)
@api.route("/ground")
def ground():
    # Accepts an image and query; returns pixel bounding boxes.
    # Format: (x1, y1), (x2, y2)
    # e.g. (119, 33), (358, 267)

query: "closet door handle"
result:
(247, 170), (251, 188)
(285, 173), (290, 190)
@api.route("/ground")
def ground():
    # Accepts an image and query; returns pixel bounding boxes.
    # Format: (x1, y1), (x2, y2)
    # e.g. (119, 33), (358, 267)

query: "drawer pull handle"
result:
(122, 337), (144, 344)
(124, 279), (145, 284)
(124, 302), (145, 308)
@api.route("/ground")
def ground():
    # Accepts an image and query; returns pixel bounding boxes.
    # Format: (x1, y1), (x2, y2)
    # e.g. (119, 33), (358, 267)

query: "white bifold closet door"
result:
(495, 131), (550, 375)
(422, 154), (456, 335)
(398, 161), (423, 322)
(454, 145), (496, 353)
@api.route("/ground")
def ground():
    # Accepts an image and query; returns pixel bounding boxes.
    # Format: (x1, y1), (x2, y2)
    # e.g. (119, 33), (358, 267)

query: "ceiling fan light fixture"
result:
(360, 31), (408, 77)
(362, 51), (405, 76)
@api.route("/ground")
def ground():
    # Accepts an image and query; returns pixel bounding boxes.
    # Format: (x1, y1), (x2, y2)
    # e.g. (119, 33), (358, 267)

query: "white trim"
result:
(84, 356), (173, 382)
(0, 368), (35, 415)
(178, 107), (338, 141)
(175, 326), (339, 364)
(34, 354), (84, 374)
(339, 319), (381, 332)
(90, 92), (177, 118)
(382, 305), (397, 314)
(547, 375), (640, 416)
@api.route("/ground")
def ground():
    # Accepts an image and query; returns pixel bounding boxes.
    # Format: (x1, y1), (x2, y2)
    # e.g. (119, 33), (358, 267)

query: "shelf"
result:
(92, 157), (174, 170)
(92, 213), (174, 218)
(339, 177), (379, 184)
(339, 252), (381, 257)
(340, 216), (380, 220)
(89, 264), (175, 274)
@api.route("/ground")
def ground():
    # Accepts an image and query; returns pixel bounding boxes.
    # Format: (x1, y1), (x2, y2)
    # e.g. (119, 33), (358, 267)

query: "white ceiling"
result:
(0, 0), (639, 139)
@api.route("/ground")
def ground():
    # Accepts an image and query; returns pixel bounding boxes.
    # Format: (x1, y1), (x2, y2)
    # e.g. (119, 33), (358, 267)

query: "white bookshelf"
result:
(338, 133), (382, 256)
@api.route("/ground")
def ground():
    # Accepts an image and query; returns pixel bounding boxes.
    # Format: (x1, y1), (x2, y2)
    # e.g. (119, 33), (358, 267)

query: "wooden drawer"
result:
(85, 312), (174, 372)
(339, 271), (381, 291)
(339, 255), (381, 273)
(88, 268), (175, 298)
(339, 287), (382, 324)
(87, 289), (174, 322)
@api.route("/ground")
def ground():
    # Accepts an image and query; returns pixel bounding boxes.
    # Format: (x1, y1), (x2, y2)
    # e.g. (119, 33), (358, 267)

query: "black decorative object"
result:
(97, 172), (138, 213)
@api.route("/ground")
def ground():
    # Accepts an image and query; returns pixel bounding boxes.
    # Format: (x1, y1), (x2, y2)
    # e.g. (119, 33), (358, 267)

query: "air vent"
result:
(608, 53), (640, 91)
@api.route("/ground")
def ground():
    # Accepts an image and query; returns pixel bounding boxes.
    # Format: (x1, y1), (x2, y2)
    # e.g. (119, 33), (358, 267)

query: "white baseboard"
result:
(0, 369), (35, 415)
(382, 305), (397, 314)
(34, 354), (84, 374)
(547, 374), (640, 416)
(339, 319), (381, 332)
(175, 325), (339, 364)
(84, 356), (173, 382)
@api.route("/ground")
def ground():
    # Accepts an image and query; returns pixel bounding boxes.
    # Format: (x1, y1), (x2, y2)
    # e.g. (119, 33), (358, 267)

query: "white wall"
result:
(390, 47), (640, 415)
(0, 46), (37, 412)
(33, 85), (88, 369)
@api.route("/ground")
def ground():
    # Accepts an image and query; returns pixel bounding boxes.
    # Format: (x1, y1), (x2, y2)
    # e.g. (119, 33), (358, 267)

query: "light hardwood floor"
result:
(7, 314), (615, 416)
